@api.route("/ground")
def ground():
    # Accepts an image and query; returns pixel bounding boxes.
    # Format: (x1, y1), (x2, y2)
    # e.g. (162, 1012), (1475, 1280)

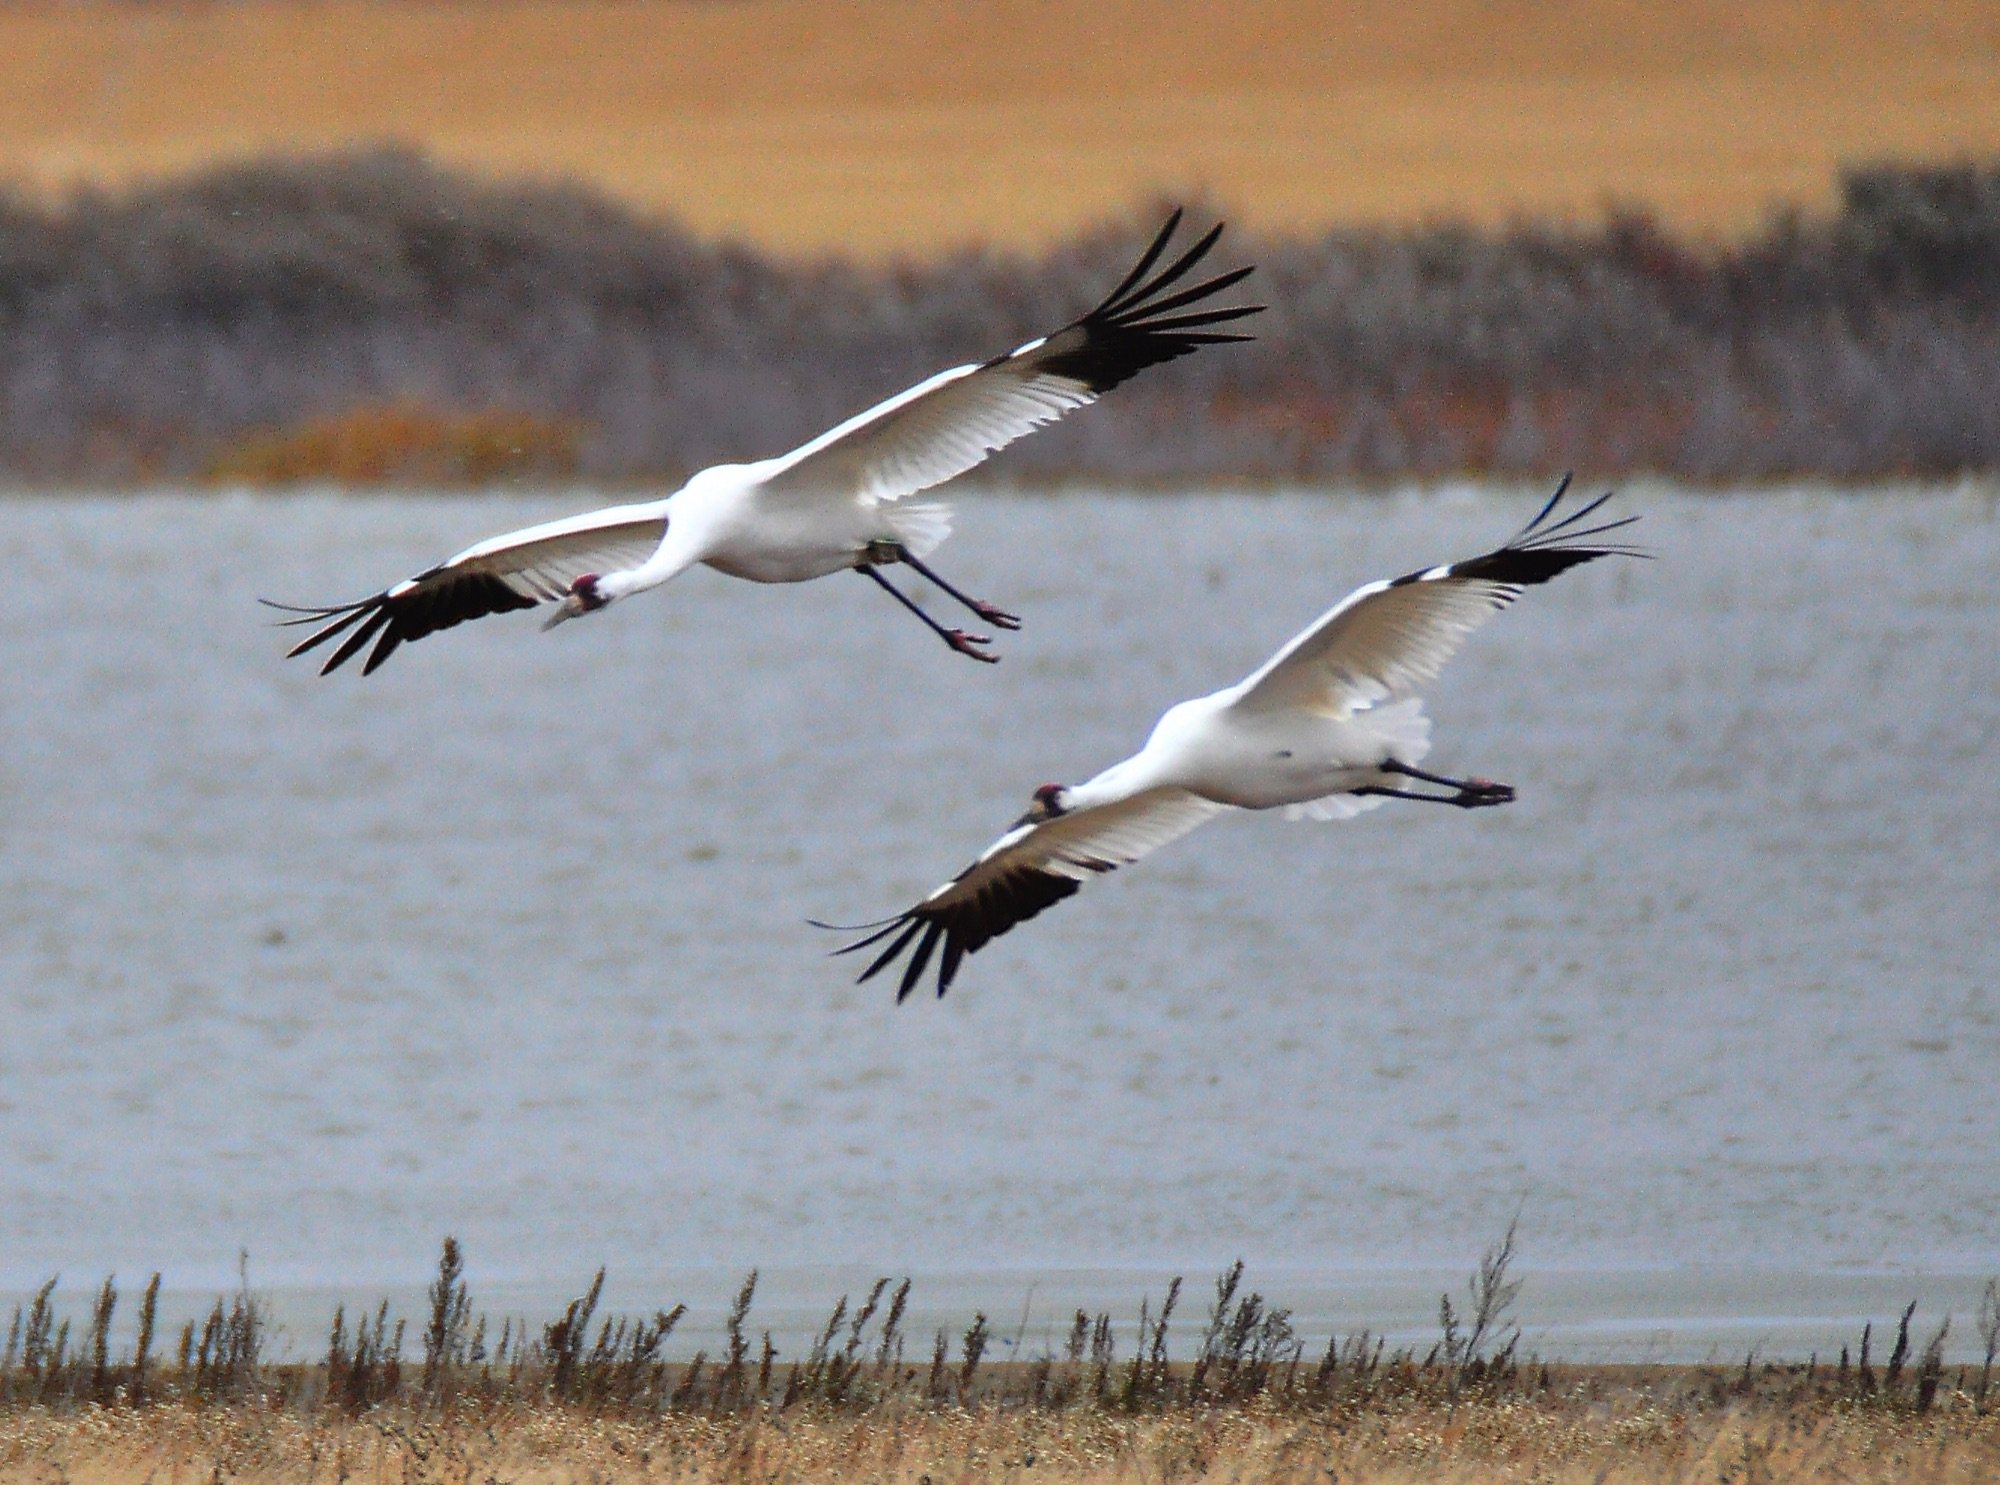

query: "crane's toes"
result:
(973, 601), (1023, 631)
(1459, 778), (1516, 807)
(945, 630), (1002, 663)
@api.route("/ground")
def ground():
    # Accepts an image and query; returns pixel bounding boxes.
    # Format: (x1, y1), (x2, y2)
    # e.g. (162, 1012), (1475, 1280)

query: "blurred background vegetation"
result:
(3, 153), (1999, 483)
(1, 0), (1996, 485)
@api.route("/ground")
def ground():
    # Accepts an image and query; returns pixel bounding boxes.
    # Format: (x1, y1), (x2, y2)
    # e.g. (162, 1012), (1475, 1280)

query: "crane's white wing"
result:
(1227, 479), (1643, 719)
(266, 499), (671, 675)
(756, 210), (1261, 510)
(827, 787), (1227, 1001)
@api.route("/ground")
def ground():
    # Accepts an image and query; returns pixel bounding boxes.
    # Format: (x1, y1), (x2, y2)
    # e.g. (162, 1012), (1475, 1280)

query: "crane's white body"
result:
(598, 464), (950, 595)
(1061, 690), (1432, 818)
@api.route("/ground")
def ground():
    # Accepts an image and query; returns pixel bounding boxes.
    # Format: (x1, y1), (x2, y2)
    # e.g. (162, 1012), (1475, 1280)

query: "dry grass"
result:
(5, 1242), (1999, 1483)
(3, 1390), (1997, 1484)
(2, 0), (1999, 254)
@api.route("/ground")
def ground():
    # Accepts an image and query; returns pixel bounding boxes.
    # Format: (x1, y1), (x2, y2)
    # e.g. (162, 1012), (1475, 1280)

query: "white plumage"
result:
(266, 211), (1261, 675)
(826, 478), (1645, 1001)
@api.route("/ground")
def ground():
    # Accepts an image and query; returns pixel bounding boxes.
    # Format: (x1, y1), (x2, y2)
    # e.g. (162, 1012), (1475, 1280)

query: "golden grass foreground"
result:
(7, 1387), (2000, 1484)
(5, 1239), (2000, 1483)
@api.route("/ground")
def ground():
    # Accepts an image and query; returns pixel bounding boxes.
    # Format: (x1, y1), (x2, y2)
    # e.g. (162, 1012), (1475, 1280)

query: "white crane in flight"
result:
(266, 210), (1261, 674)
(823, 478), (1644, 1001)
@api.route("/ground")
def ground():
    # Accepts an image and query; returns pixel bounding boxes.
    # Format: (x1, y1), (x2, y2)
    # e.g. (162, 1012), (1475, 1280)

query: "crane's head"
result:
(541, 573), (611, 630)
(1015, 783), (1071, 827)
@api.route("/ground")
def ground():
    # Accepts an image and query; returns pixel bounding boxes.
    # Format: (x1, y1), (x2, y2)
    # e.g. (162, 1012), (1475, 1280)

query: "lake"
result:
(1, 482), (1995, 1362)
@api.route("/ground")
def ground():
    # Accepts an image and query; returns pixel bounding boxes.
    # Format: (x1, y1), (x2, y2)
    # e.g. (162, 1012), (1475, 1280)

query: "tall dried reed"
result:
(3, 1234), (1992, 1441)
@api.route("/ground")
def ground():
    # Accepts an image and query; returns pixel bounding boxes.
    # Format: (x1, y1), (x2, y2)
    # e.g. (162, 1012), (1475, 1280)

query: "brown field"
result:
(5, 1389), (1998, 1484)
(2, 0), (1998, 255)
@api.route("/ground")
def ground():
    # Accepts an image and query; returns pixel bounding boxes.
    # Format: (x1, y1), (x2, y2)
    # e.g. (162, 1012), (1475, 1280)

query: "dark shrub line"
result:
(3, 152), (2000, 483)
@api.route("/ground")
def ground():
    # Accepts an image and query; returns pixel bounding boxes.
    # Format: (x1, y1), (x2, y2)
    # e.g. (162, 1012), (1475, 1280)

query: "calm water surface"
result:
(1, 484), (1995, 1360)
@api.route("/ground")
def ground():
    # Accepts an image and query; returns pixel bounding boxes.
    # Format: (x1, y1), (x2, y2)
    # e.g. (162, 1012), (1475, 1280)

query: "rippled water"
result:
(1, 483), (1995, 1360)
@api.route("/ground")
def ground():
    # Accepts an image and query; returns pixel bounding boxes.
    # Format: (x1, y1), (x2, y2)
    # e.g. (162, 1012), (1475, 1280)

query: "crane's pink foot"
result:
(1460, 778), (1515, 807)
(972, 600), (1023, 631)
(945, 629), (1001, 663)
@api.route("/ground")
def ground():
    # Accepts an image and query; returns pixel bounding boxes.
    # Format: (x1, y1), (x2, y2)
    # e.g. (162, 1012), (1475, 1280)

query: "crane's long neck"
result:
(1062, 698), (1214, 812)
(1063, 752), (1166, 813)
(602, 511), (702, 602)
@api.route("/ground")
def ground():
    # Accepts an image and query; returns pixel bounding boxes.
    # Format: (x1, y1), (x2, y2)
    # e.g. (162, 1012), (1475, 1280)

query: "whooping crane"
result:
(823, 478), (1644, 1001)
(265, 210), (1262, 674)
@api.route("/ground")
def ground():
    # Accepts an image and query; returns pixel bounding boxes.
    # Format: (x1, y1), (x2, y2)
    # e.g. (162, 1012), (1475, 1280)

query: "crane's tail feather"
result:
(886, 502), (953, 559)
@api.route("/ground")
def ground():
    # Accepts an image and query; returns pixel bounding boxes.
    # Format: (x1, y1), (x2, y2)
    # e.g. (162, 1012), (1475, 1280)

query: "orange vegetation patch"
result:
(205, 401), (586, 486)
(1, 0), (1998, 255)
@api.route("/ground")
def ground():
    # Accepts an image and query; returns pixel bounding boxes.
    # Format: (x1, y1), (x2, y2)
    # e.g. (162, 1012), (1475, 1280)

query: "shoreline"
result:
(3, 475), (1999, 500)
(7, 1261), (1995, 1368)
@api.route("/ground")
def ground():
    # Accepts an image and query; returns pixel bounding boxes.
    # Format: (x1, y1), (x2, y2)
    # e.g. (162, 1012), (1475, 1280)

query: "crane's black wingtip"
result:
(809, 913), (914, 959)
(272, 570), (544, 675)
(262, 595), (370, 631)
(1048, 228), (1262, 393)
(1440, 478), (1650, 586)
(820, 903), (965, 1001)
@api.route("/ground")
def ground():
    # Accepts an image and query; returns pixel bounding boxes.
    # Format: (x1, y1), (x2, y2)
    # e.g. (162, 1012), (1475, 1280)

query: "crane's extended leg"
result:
(891, 545), (1022, 630)
(1352, 785), (1514, 809)
(1365, 759), (1516, 809)
(857, 565), (1000, 663)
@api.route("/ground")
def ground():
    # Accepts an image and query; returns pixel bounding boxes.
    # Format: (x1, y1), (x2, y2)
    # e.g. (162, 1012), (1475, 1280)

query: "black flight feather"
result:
(1027, 213), (1264, 395)
(825, 859), (1085, 1001)
(262, 571), (540, 676)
